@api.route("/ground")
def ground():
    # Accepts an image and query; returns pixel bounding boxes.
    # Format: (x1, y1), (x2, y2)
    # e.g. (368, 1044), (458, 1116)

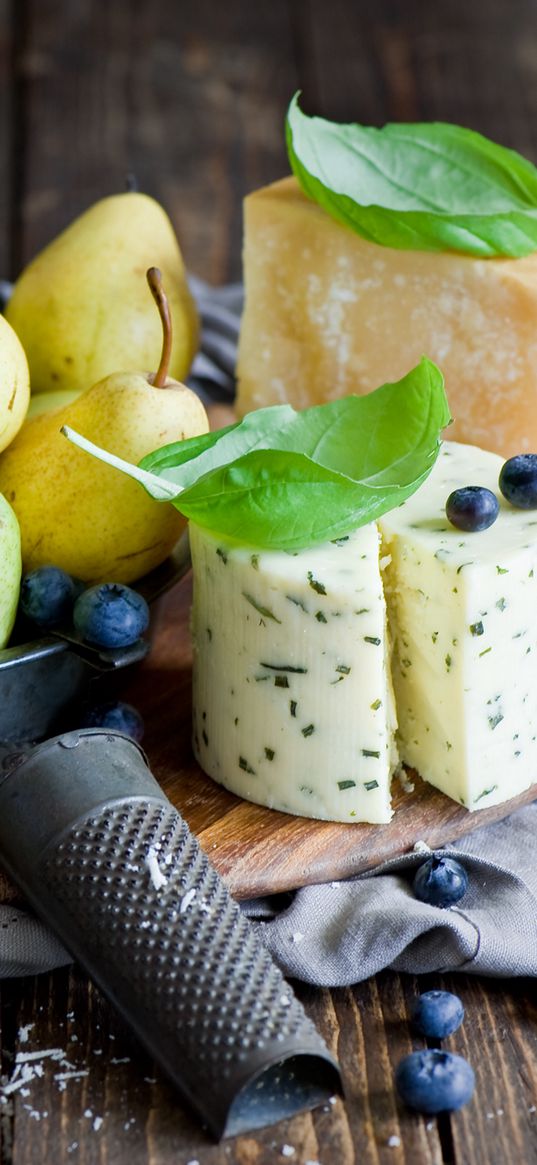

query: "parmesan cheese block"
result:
(237, 177), (537, 457)
(190, 522), (398, 824)
(380, 440), (537, 810)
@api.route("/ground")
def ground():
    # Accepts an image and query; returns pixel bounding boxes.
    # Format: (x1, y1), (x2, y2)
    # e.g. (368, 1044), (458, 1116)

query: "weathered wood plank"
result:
(16, 0), (296, 283)
(441, 974), (537, 1165)
(5, 967), (536, 1164)
(0, 0), (14, 277)
(294, 0), (537, 162)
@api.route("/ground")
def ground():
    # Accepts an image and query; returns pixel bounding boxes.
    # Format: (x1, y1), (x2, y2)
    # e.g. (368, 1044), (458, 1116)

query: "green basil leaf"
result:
(286, 93), (537, 258)
(139, 357), (450, 550)
(173, 448), (432, 550)
(63, 359), (449, 552)
(244, 359), (450, 486)
(142, 358), (449, 490)
(140, 403), (296, 488)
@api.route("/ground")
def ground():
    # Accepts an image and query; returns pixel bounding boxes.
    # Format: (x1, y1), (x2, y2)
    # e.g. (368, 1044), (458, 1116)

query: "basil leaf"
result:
(142, 358), (449, 489)
(139, 357), (450, 550)
(173, 448), (433, 550)
(286, 93), (537, 258)
(244, 359), (450, 486)
(140, 403), (296, 488)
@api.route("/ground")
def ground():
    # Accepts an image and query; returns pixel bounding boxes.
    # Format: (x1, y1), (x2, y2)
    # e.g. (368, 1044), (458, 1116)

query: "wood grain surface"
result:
(2, 2), (537, 1164)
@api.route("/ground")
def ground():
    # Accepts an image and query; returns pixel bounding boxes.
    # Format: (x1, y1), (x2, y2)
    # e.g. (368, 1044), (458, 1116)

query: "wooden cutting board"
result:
(121, 574), (537, 899)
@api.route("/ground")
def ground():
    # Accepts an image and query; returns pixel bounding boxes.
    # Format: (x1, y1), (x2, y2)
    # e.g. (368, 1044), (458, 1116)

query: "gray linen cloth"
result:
(1, 278), (536, 982)
(2, 807), (537, 980)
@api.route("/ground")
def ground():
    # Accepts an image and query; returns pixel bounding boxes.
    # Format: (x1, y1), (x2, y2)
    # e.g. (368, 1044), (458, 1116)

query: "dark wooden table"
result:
(1, 2), (537, 1162)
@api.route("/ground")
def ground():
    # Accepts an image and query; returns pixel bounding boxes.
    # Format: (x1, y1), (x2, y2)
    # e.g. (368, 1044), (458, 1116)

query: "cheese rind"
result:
(237, 177), (537, 456)
(379, 441), (537, 810)
(190, 523), (398, 823)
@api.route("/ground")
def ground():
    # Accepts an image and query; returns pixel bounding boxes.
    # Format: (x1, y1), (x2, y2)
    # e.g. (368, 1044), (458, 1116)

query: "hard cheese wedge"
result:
(190, 522), (398, 824)
(237, 177), (537, 457)
(380, 441), (537, 810)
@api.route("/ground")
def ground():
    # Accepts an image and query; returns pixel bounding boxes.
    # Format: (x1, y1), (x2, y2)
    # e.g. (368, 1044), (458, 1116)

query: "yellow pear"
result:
(5, 192), (199, 394)
(0, 315), (30, 450)
(0, 269), (208, 584)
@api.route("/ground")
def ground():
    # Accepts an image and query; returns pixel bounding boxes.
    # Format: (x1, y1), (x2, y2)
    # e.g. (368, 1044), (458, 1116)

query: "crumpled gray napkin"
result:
(2, 804), (537, 980)
(1, 276), (536, 984)
(243, 804), (537, 983)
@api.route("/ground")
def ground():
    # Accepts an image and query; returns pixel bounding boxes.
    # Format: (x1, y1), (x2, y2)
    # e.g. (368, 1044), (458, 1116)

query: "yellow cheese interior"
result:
(237, 176), (537, 457)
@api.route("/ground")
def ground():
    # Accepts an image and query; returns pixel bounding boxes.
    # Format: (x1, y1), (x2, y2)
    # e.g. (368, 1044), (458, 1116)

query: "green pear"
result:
(0, 269), (208, 584)
(0, 314), (30, 451)
(0, 492), (21, 647)
(5, 191), (199, 394)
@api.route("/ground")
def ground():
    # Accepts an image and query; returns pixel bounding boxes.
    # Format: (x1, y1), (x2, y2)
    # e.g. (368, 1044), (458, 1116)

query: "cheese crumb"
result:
(387, 1135), (401, 1147)
(180, 889), (197, 913)
(145, 847), (167, 892)
(413, 840), (432, 854)
(54, 1071), (89, 1083)
(281, 1148), (295, 1159)
(398, 769), (415, 794)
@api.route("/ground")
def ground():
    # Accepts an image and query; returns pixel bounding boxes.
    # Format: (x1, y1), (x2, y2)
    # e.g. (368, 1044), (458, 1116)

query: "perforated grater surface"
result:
(0, 728), (340, 1137)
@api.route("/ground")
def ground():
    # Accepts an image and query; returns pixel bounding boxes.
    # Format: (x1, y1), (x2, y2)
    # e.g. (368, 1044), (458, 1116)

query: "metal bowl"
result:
(0, 532), (191, 743)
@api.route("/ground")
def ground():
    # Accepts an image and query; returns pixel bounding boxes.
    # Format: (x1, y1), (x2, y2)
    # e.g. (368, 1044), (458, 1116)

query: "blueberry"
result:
(73, 583), (149, 648)
(413, 856), (468, 908)
(81, 701), (145, 742)
(395, 1049), (475, 1113)
(446, 486), (499, 532)
(499, 453), (537, 509)
(20, 565), (78, 629)
(411, 991), (465, 1039)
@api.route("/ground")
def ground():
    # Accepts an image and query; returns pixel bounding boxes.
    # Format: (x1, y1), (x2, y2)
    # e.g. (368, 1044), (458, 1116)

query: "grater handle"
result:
(0, 730), (340, 1138)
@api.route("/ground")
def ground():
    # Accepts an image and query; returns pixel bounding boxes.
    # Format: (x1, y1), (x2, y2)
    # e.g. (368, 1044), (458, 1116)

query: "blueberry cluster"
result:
(446, 451), (537, 531)
(395, 988), (473, 1114)
(20, 565), (148, 740)
(391, 854), (474, 1115)
(20, 565), (149, 646)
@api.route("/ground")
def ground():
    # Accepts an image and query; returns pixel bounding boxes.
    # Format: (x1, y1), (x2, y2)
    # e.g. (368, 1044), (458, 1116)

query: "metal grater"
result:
(0, 728), (341, 1137)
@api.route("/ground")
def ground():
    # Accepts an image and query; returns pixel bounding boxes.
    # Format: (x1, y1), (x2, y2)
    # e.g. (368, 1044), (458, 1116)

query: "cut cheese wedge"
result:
(190, 441), (537, 821)
(190, 522), (398, 824)
(380, 441), (537, 810)
(237, 177), (537, 457)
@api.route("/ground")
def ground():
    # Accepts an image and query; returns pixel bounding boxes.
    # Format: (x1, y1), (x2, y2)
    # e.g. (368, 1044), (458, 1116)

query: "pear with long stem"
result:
(0, 269), (208, 583)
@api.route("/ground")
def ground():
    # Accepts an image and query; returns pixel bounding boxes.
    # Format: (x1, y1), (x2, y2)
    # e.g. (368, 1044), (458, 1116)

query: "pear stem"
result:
(147, 267), (173, 388)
